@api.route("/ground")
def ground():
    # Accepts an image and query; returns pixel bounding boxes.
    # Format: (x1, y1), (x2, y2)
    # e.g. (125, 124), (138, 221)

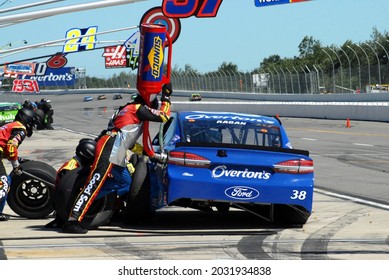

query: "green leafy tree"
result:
(298, 36), (322, 58)
(217, 62), (239, 74)
(259, 54), (281, 70)
(184, 63), (199, 74)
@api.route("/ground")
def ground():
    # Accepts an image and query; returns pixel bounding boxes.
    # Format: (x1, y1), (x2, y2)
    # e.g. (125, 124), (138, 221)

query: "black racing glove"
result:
(161, 83), (172, 102)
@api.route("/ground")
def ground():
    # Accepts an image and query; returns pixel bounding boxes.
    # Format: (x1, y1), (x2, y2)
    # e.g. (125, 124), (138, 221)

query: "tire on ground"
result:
(7, 160), (56, 219)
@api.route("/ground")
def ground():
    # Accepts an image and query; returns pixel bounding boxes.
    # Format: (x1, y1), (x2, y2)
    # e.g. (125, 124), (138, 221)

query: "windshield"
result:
(182, 119), (282, 148)
(0, 104), (20, 111)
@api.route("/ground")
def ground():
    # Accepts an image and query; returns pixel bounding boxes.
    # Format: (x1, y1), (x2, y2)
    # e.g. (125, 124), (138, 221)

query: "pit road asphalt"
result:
(1, 93), (389, 260)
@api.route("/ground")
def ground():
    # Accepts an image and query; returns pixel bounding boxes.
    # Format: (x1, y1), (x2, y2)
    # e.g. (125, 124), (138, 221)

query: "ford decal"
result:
(225, 186), (260, 200)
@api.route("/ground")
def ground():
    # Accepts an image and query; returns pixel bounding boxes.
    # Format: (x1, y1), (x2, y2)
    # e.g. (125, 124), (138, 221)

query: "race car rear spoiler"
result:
(175, 142), (310, 157)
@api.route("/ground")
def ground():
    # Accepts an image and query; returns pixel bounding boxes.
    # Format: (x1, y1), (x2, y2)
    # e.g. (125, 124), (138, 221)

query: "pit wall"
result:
(5, 89), (389, 122)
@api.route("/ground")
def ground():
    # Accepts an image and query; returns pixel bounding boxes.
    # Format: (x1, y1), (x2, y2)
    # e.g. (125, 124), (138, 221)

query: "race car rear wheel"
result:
(8, 160), (56, 219)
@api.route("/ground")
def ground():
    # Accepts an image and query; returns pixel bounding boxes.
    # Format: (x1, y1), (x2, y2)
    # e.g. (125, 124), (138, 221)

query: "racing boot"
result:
(62, 221), (88, 234)
(45, 217), (65, 228)
(0, 213), (10, 221)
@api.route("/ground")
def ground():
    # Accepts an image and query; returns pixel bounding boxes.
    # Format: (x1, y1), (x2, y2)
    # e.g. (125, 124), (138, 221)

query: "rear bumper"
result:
(167, 171), (314, 212)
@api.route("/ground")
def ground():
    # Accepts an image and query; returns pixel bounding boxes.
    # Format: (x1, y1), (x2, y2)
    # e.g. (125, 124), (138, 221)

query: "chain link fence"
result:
(8, 63), (388, 94)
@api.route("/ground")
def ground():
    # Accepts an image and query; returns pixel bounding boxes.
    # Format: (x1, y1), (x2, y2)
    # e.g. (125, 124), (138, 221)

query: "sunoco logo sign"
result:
(225, 186), (259, 200)
(147, 36), (164, 79)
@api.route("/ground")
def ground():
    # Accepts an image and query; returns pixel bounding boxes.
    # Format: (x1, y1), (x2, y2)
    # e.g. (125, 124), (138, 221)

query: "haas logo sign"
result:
(225, 186), (259, 200)
(102, 45), (127, 68)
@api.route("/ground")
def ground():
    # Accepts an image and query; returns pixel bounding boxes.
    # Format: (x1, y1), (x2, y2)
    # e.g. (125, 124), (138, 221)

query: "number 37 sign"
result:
(162, 0), (223, 18)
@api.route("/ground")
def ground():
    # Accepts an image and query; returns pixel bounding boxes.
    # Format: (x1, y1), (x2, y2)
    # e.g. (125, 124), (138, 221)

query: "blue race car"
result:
(52, 111), (314, 228)
(83, 96), (93, 102)
(145, 111), (314, 225)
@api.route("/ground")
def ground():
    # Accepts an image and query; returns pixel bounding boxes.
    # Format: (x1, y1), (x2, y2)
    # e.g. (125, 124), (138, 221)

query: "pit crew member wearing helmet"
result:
(62, 83), (172, 234)
(0, 108), (39, 221)
(37, 98), (54, 130)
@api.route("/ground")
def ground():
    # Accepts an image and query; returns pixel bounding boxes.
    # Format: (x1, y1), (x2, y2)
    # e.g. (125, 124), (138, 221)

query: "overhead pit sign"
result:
(255, 0), (311, 7)
(4, 62), (35, 77)
(102, 45), (128, 68)
(20, 67), (76, 87)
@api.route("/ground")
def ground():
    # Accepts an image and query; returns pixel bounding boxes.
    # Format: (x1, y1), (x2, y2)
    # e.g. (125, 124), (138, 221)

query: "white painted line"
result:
(352, 143), (374, 147)
(315, 188), (389, 210)
(173, 101), (389, 106)
(301, 138), (317, 141)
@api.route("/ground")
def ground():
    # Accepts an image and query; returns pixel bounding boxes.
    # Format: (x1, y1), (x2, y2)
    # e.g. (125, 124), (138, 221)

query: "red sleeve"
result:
(136, 101), (171, 123)
(6, 128), (27, 160)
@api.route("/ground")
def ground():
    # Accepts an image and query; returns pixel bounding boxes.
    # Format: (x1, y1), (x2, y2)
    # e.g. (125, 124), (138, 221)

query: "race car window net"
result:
(182, 120), (282, 148)
(152, 116), (176, 147)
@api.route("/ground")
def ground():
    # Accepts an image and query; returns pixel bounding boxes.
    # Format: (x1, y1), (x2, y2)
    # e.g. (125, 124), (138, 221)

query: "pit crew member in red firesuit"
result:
(0, 108), (39, 221)
(62, 83), (173, 233)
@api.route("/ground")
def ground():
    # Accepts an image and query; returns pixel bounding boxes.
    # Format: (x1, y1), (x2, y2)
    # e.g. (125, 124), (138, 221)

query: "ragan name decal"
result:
(216, 120), (246, 125)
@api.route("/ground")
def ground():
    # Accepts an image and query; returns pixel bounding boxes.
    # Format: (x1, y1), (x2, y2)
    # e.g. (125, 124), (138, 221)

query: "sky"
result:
(1, 0), (389, 78)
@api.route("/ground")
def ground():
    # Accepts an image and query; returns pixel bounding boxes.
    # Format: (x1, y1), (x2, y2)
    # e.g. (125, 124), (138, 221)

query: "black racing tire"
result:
(55, 167), (116, 229)
(124, 155), (154, 224)
(273, 204), (310, 225)
(129, 153), (138, 167)
(54, 168), (83, 222)
(7, 160), (56, 219)
(79, 192), (116, 229)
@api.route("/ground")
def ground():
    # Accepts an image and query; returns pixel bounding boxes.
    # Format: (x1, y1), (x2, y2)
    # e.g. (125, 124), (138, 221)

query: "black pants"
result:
(45, 111), (54, 129)
(69, 135), (115, 222)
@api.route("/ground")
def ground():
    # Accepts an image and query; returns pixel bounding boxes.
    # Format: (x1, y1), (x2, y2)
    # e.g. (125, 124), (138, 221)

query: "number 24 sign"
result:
(63, 26), (98, 53)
